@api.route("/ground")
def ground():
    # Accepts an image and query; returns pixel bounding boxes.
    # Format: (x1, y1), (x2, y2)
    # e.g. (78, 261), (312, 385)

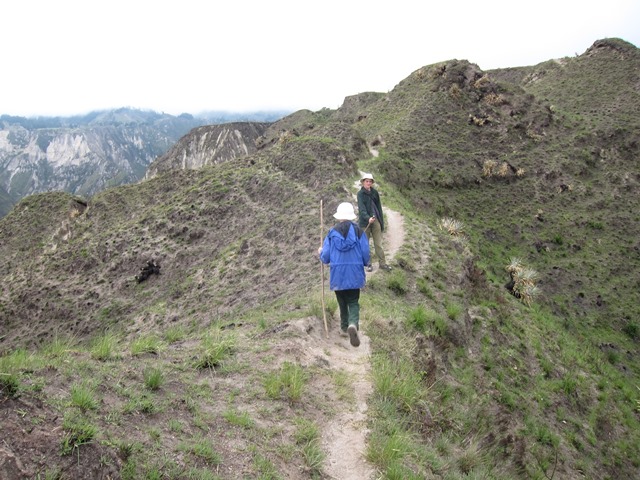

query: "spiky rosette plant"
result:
(513, 267), (538, 286)
(505, 258), (539, 306)
(482, 160), (497, 177)
(439, 217), (465, 237)
(506, 257), (523, 274)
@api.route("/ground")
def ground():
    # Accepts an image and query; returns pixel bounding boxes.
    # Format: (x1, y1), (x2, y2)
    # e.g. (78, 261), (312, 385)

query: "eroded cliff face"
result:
(0, 112), (208, 216)
(145, 122), (271, 178)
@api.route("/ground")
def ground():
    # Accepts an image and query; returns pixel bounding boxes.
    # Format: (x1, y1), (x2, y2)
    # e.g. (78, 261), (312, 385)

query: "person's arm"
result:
(319, 235), (331, 264)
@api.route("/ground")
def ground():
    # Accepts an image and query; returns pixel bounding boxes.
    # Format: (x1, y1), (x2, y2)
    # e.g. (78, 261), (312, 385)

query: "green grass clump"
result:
(60, 411), (98, 456)
(294, 417), (325, 475)
(131, 334), (163, 356)
(444, 300), (463, 320)
(371, 354), (422, 412)
(193, 328), (235, 370)
(163, 325), (187, 343)
(90, 332), (120, 361)
(386, 270), (408, 295)
(0, 349), (41, 397)
(264, 361), (307, 403)
(42, 335), (76, 359)
(178, 436), (222, 465)
(143, 367), (164, 390)
(223, 408), (254, 429)
(69, 382), (98, 411)
(0, 370), (20, 397)
(407, 305), (428, 332)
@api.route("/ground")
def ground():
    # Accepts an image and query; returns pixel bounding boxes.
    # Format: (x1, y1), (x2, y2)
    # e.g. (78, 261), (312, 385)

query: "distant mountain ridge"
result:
(0, 108), (289, 217)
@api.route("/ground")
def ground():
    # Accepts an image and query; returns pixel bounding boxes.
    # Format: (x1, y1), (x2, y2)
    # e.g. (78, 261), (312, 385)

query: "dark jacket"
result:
(319, 221), (370, 291)
(357, 187), (385, 232)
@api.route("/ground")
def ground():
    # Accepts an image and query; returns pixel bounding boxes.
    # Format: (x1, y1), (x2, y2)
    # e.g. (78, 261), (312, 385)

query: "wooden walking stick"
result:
(320, 199), (329, 339)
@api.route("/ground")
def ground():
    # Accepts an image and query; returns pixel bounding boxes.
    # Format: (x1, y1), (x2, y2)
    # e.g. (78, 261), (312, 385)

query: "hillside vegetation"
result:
(1, 38), (639, 479)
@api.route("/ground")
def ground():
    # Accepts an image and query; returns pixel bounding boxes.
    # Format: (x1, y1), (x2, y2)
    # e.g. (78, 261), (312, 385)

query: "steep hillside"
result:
(0, 109), (290, 218)
(0, 134), (361, 350)
(0, 184), (12, 217)
(1, 38), (639, 480)
(146, 122), (271, 178)
(0, 109), (208, 216)
(355, 38), (640, 330)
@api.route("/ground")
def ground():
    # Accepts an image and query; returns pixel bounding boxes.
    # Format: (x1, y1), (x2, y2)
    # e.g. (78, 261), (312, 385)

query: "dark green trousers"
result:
(335, 289), (360, 331)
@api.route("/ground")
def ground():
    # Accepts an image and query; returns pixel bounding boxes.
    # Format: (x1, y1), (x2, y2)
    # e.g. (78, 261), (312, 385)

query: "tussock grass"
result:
(142, 367), (164, 390)
(60, 410), (97, 456)
(384, 269), (408, 295)
(371, 354), (423, 412)
(264, 361), (307, 403)
(331, 369), (356, 403)
(69, 381), (99, 411)
(294, 417), (325, 474)
(178, 436), (222, 465)
(42, 334), (77, 359)
(406, 305), (429, 332)
(193, 327), (235, 370)
(163, 325), (187, 343)
(0, 349), (43, 397)
(90, 332), (120, 361)
(223, 408), (255, 429)
(130, 334), (163, 356)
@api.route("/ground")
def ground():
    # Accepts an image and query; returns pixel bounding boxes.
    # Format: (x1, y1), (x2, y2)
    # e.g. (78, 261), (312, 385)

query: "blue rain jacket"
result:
(320, 221), (370, 291)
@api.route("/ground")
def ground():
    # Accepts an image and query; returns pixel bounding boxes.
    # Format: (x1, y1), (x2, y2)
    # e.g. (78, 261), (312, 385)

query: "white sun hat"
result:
(361, 172), (375, 183)
(333, 202), (357, 221)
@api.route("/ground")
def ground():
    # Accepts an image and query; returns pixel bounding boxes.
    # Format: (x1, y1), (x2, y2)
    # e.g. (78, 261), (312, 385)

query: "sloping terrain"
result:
(0, 109), (209, 216)
(146, 122), (271, 178)
(1, 38), (639, 479)
(356, 38), (640, 328)
(0, 109), (289, 219)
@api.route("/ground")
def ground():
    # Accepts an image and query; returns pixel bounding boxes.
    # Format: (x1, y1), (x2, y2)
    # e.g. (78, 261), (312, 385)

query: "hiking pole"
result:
(320, 199), (329, 339)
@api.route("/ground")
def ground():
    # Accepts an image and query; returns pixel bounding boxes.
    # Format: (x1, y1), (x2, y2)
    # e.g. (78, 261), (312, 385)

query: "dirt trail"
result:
(321, 184), (405, 479)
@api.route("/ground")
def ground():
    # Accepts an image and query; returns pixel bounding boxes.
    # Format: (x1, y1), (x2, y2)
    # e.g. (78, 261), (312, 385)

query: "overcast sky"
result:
(2, 0), (639, 118)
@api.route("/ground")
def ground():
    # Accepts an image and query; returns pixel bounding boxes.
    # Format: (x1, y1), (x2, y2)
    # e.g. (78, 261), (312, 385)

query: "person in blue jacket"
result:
(318, 202), (371, 347)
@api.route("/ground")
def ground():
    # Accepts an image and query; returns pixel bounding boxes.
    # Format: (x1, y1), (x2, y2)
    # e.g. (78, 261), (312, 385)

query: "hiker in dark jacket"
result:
(318, 202), (370, 347)
(357, 172), (391, 272)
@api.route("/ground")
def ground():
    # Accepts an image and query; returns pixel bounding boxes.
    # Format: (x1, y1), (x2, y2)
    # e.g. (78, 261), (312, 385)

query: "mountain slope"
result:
(0, 110), (208, 216)
(0, 109), (290, 218)
(1, 38), (639, 480)
(354, 38), (640, 329)
(146, 122), (271, 178)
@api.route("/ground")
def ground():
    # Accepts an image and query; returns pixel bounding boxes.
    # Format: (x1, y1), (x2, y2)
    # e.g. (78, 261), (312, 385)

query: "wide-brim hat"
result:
(333, 202), (357, 221)
(361, 172), (375, 183)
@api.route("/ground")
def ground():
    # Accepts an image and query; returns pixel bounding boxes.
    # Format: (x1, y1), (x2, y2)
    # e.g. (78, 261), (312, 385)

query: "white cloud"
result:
(2, 0), (639, 117)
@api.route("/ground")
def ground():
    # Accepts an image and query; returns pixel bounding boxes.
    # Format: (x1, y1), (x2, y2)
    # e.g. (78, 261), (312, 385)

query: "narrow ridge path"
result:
(321, 197), (405, 480)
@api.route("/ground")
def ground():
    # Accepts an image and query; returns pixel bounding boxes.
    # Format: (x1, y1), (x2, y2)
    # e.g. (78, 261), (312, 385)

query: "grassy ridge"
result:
(1, 38), (639, 479)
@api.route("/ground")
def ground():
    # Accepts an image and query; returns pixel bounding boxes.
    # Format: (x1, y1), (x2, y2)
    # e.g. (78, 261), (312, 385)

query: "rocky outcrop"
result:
(145, 122), (271, 178)
(0, 109), (209, 216)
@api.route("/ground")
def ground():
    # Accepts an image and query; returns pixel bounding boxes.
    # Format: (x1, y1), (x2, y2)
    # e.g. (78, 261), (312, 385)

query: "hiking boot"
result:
(380, 264), (392, 271)
(340, 329), (348, 338)
(366, 264), (373, 272)
(347, 325), (360, 347)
